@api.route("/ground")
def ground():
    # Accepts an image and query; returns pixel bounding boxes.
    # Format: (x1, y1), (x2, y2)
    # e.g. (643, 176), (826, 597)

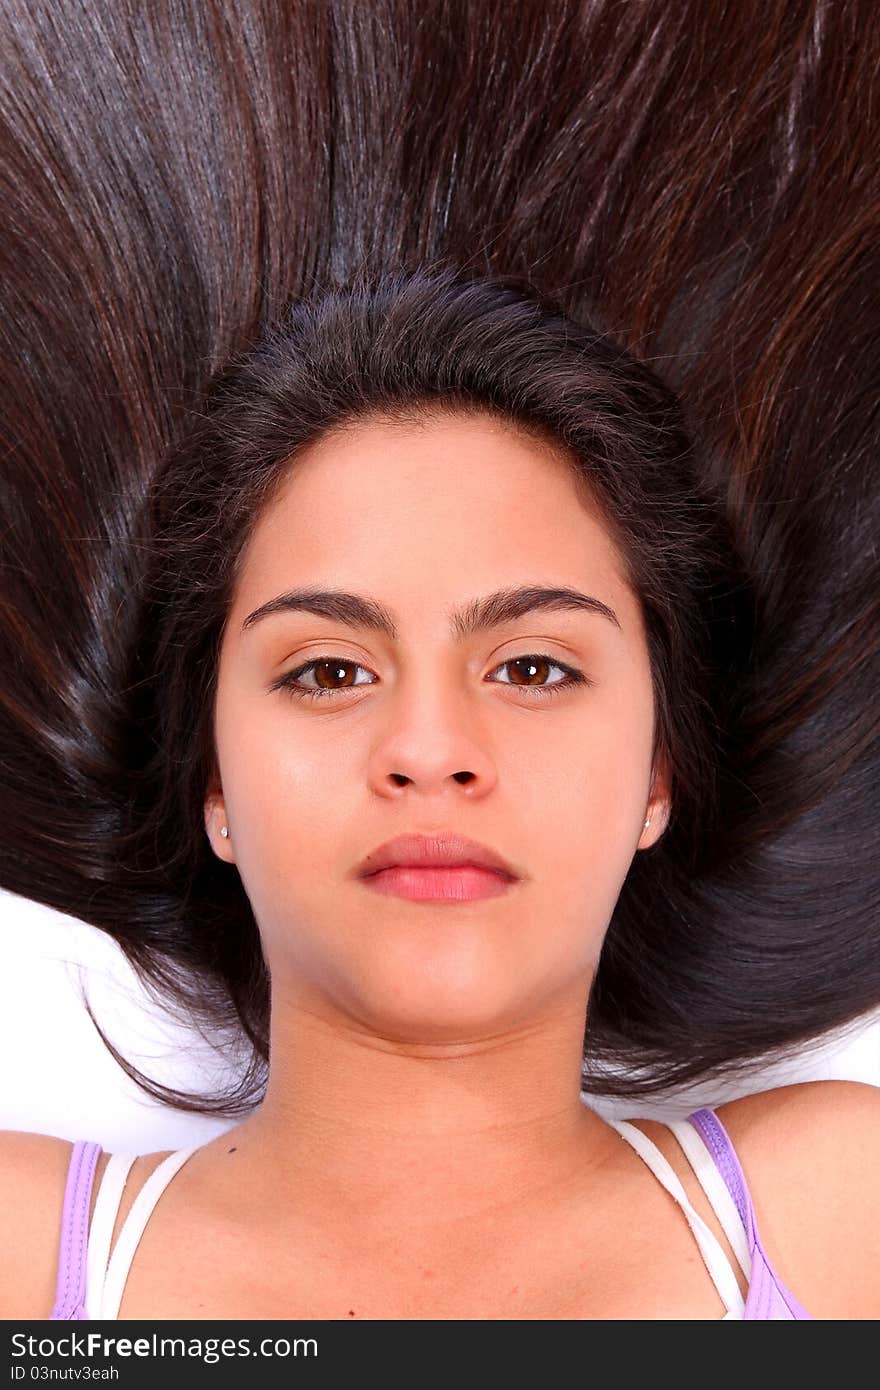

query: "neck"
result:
(224, 987), (615, 1237)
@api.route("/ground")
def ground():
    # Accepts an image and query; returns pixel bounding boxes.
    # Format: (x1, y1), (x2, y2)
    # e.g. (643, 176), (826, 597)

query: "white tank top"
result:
(81, 1120), (749, 1319)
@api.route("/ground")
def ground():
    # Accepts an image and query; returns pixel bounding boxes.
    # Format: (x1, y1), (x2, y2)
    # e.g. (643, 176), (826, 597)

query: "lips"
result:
(356, 832), (520, 881)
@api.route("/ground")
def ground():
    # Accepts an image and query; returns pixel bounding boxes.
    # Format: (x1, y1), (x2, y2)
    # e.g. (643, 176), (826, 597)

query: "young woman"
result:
(1, 266), (877, 1319)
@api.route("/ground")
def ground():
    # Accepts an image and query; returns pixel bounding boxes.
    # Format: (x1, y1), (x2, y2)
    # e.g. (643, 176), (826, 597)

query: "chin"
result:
(337, 976), (533, 1044)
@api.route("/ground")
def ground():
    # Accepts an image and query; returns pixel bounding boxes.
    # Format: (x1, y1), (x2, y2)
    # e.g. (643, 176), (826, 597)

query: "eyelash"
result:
(273, 654), (592, 702)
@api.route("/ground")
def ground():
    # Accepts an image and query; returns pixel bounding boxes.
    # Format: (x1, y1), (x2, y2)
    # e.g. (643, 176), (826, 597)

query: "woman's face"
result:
(208, 409), (667, 1040)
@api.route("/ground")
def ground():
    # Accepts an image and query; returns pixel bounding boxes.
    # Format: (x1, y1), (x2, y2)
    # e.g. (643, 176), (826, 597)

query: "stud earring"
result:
(643, 818), (651, 829)
(220, 825), (229, 838)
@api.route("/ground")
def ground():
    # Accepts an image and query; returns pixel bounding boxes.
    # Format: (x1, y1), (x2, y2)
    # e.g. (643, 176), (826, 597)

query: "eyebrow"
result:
(241, 584), (621, 640)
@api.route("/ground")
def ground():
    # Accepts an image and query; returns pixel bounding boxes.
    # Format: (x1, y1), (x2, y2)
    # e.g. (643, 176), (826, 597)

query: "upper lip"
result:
(357, 833), (520, 880)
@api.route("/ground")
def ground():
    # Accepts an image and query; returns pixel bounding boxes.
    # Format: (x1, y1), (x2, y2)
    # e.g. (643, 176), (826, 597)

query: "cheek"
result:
(504, 664), (652, 784)
(528, 710), (651, 906)
(214, 696), (346, 903)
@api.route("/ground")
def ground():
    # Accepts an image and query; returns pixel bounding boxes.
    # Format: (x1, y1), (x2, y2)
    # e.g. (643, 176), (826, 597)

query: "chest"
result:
(100, 1180), (737, 1320)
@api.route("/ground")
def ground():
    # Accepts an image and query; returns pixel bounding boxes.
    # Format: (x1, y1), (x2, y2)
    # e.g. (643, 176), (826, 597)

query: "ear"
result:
(204, 776), (234, 862)
(640, 750), (672, 849)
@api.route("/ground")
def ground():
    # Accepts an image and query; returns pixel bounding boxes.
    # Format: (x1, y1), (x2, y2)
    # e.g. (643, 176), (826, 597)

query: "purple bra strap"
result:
(50, 1140), (103, 1320)
(687, 1107), (812, 1319)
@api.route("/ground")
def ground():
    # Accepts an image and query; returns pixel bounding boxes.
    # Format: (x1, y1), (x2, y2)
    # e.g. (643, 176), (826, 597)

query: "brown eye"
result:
(502, 656), (553, 687)
(310, 659), (359, 689)
(488, 655), (591, 698)
(274, 653), (590, 703)
(276, 657), (376, 700)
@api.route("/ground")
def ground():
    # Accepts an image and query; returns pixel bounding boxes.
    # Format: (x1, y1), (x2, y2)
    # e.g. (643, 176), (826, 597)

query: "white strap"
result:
(85, 1154), (137, 1320)
(666, 1119), (751, 1279)
(99, 1145), (202, 1319)
(607, 1119), (747, 1316)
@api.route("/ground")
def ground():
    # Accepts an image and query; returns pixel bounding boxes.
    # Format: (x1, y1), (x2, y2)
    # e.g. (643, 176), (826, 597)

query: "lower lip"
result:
(360, 865), (516, 902)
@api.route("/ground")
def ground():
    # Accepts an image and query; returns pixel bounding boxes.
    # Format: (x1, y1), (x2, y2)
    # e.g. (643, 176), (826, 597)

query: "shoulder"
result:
(713, 1079), (880, 1318)
(0, 1130), (81, 1317)
(0, 1129), (180, 1318)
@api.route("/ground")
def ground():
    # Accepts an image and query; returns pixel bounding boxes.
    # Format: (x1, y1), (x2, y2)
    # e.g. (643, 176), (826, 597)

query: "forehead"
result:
(230, 409), (634, 622)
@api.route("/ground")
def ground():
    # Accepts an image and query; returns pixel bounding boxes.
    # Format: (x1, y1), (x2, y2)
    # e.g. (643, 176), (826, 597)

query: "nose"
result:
(388, 768), (476, 789)
(365, 671), (499, 802)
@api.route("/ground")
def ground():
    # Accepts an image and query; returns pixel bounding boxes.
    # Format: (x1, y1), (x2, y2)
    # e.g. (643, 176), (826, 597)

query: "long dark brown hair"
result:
(1, 0), (877, 1114)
